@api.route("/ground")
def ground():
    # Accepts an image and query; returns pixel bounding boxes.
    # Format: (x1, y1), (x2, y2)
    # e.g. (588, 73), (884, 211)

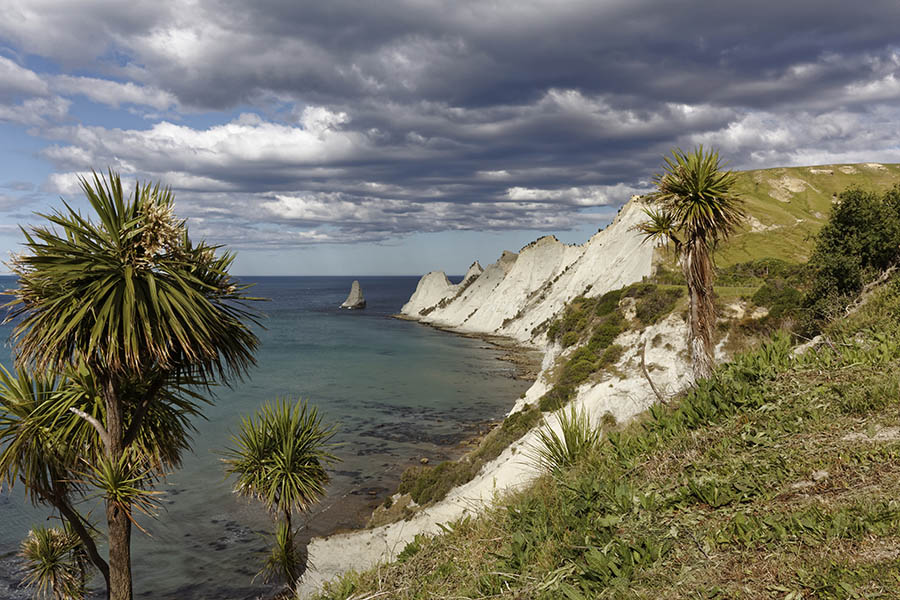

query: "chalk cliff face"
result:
(400, 198), (654, 345)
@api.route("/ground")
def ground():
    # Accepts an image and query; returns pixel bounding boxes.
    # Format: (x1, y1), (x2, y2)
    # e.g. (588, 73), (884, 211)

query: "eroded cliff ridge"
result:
(401, 197), (653, 345)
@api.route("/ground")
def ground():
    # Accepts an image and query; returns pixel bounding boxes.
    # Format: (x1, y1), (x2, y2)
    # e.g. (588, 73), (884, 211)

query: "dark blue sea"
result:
(0, 275), (531, 599)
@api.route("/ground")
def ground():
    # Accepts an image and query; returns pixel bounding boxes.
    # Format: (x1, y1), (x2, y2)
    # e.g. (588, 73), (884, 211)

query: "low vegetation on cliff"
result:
(311, 180), (900, 599)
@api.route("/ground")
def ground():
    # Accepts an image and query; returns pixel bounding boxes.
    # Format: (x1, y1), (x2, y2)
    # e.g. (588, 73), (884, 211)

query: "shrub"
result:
(751, 281), (802, 320)
(633, 287), (684, 324)
(717, 258), (805, 287)
(805, 185), (900, 326)
(594, 289), (623, 316)
(539, 385), (574, 412)
(530, 405), (602, 476)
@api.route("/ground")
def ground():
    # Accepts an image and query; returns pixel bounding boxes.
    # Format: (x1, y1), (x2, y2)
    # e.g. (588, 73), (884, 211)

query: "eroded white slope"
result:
(400, 261), (484, 316)
(400, 198), (654, 345)
(299, 313), (691, 598)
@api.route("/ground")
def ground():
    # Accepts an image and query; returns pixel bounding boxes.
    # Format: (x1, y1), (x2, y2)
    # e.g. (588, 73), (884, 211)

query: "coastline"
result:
(296, 308), (693, 598)
(392, 313), (544, 381)
(310, 321), (542, 537)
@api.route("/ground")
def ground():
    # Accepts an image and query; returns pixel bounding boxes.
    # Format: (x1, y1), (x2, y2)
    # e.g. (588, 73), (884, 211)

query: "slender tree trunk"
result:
(683, 243), (715, 381)
(284, 508), (297, 590)
(54, 491), (110, 595)
(103, 378), (133, 600)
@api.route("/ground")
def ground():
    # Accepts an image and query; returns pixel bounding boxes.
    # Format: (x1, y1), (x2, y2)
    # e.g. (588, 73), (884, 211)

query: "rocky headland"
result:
(298, 196), (696, 596)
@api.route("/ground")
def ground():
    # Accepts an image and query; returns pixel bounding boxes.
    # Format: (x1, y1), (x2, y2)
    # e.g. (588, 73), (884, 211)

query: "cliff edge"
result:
(400, 197), (654, 346)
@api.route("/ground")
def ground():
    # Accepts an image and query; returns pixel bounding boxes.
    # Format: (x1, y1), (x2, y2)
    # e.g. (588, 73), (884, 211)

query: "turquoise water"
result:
(0, 276), (532, 599)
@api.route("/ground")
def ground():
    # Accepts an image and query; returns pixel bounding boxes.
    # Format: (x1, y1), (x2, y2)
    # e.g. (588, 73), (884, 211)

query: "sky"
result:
(1, 1), (899, 276)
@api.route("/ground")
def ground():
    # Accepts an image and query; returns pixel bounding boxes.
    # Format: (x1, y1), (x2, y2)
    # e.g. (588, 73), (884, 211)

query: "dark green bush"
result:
(634, 287), (684, 324)
(594, 289), (622, 316)
(561, 331), (579, 348)
(751, 281), (803, 320)
(717, 258), (805, 287)
(539, 385), (574, 412)
(805, 185), (900, 326)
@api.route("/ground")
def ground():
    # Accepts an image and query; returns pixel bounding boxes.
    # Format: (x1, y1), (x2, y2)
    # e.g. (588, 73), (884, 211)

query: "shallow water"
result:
(0, 276), (531, 599)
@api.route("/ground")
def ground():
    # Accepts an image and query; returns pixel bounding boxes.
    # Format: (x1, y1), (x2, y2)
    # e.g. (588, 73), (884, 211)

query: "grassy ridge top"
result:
(715, 162), (900, 266)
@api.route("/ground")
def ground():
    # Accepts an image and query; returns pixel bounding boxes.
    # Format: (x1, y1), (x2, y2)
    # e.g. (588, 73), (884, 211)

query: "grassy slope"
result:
(717, 163), (900, 266)
(315, 275), (900, 600)
(308, 164), (900, 599)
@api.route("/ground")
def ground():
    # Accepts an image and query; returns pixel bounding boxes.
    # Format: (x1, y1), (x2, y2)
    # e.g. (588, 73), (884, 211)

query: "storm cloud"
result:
(1, 0), (899, 246)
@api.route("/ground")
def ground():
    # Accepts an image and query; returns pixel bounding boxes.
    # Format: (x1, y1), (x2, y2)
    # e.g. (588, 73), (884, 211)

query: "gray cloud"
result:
(2, 0), (900, 246)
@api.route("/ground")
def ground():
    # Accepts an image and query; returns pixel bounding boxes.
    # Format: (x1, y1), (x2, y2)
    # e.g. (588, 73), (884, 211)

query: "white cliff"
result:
(340, 279), (366, 309)
(400, 198), (655, 345)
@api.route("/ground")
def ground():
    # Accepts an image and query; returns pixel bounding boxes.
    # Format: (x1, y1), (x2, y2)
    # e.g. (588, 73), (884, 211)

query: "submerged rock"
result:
(341, 280), (366, 309)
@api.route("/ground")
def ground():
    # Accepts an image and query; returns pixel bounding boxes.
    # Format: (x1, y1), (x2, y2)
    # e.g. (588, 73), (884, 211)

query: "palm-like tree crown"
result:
(5, 170), (260, 382)
(225, 398), (337, 516)
(646, 145), (744, 250)
(638, 146), (744, 381)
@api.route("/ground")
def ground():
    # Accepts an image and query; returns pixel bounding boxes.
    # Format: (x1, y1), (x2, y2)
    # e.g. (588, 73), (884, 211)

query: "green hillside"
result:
(315, 274), (900, 600)
(717, 162), (900, 266)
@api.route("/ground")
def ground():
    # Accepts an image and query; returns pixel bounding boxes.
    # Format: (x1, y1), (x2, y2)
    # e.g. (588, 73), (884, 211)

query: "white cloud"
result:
(505, 183), (647, 206)
(299, 106), (350, 135)
(0, 56), (49, 97)
(52, 75), (177, 110)
(41, 110), (370, 176)
(0, 96), (69, 126)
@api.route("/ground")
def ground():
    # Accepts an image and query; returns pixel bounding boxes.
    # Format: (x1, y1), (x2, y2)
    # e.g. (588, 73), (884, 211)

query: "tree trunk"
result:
(683, 243), (715, 381)
(103, 378), (133, 600)
(284, 509), (297, 590)
(54, 491), (110, 596)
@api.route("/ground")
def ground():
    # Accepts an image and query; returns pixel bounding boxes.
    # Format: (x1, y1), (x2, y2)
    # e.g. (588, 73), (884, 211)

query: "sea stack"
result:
(341, 280), (366, 309)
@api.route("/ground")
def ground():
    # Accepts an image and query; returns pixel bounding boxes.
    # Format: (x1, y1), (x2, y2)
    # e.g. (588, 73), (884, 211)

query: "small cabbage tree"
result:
(19, 525), (89, 600)
(224, 399), (338, 593)
(638, 146), (744, 380)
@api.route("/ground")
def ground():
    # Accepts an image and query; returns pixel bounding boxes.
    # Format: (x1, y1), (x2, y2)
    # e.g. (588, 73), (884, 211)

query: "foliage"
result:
(19, 526), (88, 600)
(540, 282), (685, 413)
(530, 406), (602, 476)
(804, 185), (900, 327)
(224, 398), (337, 591)
(623, 283), (684, 325)
(5, 171), (260, 380)
(314, 271), (900, 600)
(751, 280), (803, 320)
(1, 170), (262, 600)
(225, 398), (337, 515)
(716, 258), (805, 288)
(258, 521), (307, 589)
(639, 146), (744, 379)
(397, 405), (541, 505)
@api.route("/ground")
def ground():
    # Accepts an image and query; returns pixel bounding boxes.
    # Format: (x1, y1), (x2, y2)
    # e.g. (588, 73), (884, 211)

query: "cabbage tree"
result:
(4, 170), (260, 600)
(638, 147), (744, 380)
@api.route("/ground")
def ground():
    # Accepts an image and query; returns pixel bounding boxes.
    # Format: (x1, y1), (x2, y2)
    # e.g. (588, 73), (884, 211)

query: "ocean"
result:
(0, 275), (532, 599)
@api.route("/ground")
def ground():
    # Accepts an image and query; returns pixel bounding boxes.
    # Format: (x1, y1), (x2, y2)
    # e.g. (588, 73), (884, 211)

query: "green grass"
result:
(540, 282), (686, 412)
(650, 164), (900, 270)
(716, 163), (900, 266)
(313, 274), (900, 600)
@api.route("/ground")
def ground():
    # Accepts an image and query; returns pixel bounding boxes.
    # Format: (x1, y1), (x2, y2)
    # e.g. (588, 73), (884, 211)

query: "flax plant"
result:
(530, 405), (601, 477)
(19, 526), (88, 600)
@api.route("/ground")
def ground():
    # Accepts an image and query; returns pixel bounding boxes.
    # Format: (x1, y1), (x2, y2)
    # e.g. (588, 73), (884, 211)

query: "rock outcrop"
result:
(400, 197), (654, 345)
(340, 280), (366, 309)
